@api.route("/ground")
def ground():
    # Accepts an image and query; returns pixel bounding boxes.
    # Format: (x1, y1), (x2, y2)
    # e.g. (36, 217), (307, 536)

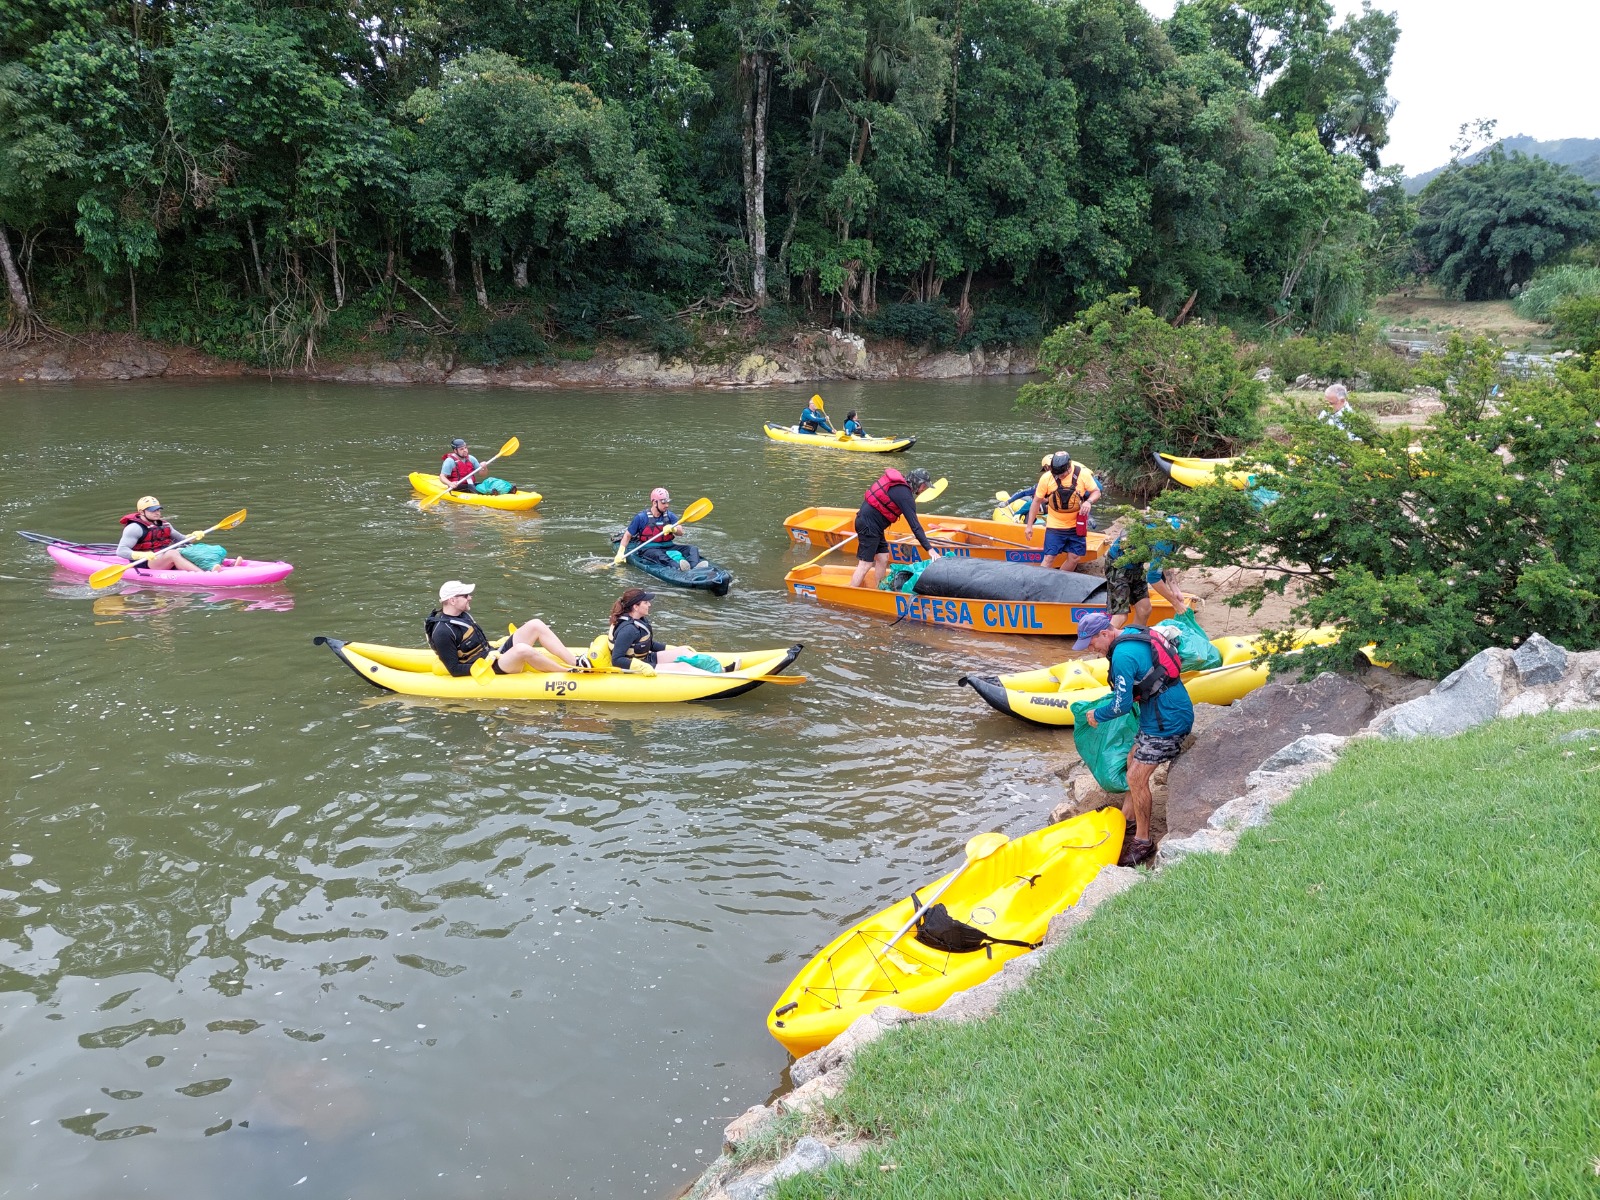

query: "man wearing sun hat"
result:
(613, 487), (702, 571)
(425, 581), (588, 676)
(1074, 611), (1194, 867)
(115, 496), (206, 572)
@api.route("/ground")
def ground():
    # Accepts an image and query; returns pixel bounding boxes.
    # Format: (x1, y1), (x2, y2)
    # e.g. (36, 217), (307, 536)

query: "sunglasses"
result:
(144, 506), (164, 512)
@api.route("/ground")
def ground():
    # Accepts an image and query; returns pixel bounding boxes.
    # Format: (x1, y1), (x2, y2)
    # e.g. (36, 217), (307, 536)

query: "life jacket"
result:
(424, 610), (489, 670)
(637, 508), (676, 545)
(585, 633), (614, 670)
(441, 452), (478, 484)
(1046, 464), (1088, 516)
(120, 513), (175, 553)
(863, 468), (909, 522)
(1114, 628), (1184, 703)
(611, 616), (657, 665)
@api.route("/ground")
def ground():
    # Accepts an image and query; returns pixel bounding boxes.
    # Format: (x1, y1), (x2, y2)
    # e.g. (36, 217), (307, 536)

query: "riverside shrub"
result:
(1019, 292), (1265, 500)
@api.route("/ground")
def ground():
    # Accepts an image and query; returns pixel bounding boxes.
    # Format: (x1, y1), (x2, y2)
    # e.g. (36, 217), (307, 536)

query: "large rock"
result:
(1512, 633), (1567, 686)
(1367, 649), (1508, 740)
(1164, 674), (1377, 839)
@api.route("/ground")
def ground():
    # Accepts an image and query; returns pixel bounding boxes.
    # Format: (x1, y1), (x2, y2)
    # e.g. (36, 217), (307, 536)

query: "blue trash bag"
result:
(180, 544), (228, 569)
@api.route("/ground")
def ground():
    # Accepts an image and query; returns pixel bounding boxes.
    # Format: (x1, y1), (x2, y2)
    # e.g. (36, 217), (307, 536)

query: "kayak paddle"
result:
(420, 435), (520, 509)
(793, 476), (949, 570)
(884, 831), (1010, 950)
(88, 509), (248, 589)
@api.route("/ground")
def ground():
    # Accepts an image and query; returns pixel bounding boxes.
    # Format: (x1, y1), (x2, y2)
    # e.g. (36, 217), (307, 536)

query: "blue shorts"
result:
(1043, 528), (1087, 558)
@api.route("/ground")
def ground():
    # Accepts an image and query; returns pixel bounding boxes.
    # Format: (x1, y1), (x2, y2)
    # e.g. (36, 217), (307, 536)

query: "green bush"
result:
(1267, 331), (1413, 391)
(1551, 294), (1600, 359)
(1018, 291), (1265, 500)
(864, 302), (957, 349)
(455, 315), (546, 365)
(957, 304), (1040, 352)
(1512, 264), (1600, 320)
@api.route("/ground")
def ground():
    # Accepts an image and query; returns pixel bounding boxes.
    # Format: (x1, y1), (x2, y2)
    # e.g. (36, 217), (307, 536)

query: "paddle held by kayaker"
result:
(1025, 451), (1101, 572)
(798, 395), (835, 434)
(439, 438), (518, 496)
(609, 589), (718, 675)
(614, 488), (703, 571)
(116, 497), (207, 572)
(426, 581), (588, 676)
(848, 467), (935, 589)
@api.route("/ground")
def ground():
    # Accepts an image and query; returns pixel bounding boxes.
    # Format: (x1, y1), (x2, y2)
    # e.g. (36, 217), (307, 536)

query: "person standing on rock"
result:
(1076, 611), (1193, 867)
(1025, 452), (1102, 572)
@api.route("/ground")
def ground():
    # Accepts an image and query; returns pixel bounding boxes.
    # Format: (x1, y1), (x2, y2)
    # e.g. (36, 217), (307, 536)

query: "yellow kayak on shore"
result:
(315, 638), (803, 703)
(409, 472), (544, 511)
(1152, 453), (1268, 490)
(763, 423), (916, 453)
(768, 808), (1123, 1056)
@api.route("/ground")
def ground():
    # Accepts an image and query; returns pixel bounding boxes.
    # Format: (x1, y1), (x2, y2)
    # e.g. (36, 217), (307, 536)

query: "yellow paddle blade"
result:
(749, 674), (806, 685)
(995, 490), (1012, 503)
(470, 655), (495, 679)
(87, 557), (146, 589)
(496, 435), (520, 459)
(678, 497), (713, 524)
(965, 831), (1009, 861)
(920, 476), (949, 505)
(216, 508), (248, 531)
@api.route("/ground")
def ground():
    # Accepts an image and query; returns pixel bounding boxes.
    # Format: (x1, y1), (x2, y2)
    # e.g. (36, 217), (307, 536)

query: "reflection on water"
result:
(0, 379), (1091, 1199)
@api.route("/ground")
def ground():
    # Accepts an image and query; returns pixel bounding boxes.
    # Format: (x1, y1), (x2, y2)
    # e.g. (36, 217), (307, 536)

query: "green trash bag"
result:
(1155, 609), (1222, 672)
(677, 652), (724, 674)
(1070, 699), (1137, 794)
(180, 543), (228, 569)
(879, 558), (932, 593)
(473, 477), (514, 496)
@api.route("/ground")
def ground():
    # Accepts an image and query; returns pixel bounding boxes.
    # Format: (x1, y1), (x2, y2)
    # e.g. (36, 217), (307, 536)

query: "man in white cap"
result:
(425, 581), (587, 676)
(614, 487), (702, 570)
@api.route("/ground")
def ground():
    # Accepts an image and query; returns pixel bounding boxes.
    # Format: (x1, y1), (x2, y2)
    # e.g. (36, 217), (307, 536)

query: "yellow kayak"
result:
(763, 423), (915, 453)
(1152, 453), (1269, 490)
(409, 472), (544, 511)
(959, 627), (1342, 727)
(315, 638), (803, 703)
(768, 808), (1123, 1056)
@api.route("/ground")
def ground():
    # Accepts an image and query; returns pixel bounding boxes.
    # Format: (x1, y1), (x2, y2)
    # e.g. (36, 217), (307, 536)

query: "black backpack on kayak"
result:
(910, 900), (1039, 957)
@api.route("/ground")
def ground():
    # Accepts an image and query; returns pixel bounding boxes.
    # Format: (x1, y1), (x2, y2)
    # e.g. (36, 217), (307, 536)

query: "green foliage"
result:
(957, 304), (1040, 351)
(863, 302), (957, 349)
(1550, 294), (1600, 361)
(1414, 150), (1600, 300)
(1512, 264), (1600, 321)
(1019, 291), (1265, 499)
(454, 315), (546, 366)
(1163, 345), (1600, 676)
(1267, 329), (1413, 391)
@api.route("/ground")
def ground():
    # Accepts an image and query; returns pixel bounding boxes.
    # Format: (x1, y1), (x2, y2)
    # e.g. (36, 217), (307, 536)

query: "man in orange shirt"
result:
(1023, 452), (1102, 571)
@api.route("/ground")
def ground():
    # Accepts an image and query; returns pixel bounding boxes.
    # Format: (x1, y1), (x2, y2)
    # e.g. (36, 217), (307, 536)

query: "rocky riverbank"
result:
(1, 329), (1035, 388)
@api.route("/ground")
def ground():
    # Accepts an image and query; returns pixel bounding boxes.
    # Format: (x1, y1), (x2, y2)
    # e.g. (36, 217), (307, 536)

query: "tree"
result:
(1413, 149), (1600, 300)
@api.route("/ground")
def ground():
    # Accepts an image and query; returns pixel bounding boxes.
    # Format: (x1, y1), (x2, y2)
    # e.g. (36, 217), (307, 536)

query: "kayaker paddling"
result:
(614, 488), (703, 571)
(116, 497), (208, 573)
(609, 589), (718, 675)
(1025, 452), (1102, 572)
(426, 580), (587, 676)
(798, 395), (835, 435)
(1076, 612), (1194, 867)
(848, 467), (936, 589)
(439, 438), (518, 496)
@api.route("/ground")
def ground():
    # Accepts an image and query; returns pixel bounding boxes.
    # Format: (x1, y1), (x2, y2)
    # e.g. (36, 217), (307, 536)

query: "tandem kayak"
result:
(43, 543), (294, 588)
(408, 472), (544, 511)
(315, 638), (804, 703)
(763, 423), (915, 453)
(607, 535), (733, 597)
(959, 627), (1343, 727)
(768, 808), (1123, 1056)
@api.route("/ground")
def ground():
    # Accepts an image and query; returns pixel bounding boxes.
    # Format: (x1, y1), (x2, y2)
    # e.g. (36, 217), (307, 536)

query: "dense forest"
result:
(1, 0), (1412, 363)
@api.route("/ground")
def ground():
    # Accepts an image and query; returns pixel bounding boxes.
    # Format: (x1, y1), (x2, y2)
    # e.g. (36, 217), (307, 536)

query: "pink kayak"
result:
(46, 544), (294, 587)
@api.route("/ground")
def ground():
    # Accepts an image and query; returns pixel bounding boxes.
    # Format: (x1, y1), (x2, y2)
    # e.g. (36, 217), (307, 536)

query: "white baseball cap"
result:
(438, 580), (476, 602)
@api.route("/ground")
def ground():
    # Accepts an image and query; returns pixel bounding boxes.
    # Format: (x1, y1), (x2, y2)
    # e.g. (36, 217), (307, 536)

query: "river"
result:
(0, 378), (1096, 1199)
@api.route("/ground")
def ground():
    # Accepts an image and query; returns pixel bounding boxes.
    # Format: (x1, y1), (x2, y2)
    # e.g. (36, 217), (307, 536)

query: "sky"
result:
(1137, 0), (1600, 175)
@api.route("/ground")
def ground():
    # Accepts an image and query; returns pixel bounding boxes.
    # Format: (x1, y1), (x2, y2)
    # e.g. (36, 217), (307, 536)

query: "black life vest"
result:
(1114, 628), (1184, 703)
(863, 468), (909, 522)
(611, 616), (657, 664)
(1046, 464), (1087, 516)
(424, 610), (490, 669)
(441, 452), (477, 484)
(799, 408), (828, 433)
(120, 513), (175, 553)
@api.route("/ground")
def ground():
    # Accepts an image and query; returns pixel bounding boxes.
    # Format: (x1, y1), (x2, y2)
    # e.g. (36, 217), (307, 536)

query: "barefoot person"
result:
(848, 467), (935, 589)
(1024, 452), (1102, 572)
(609, 589), (716, 675)
(116, 497), (206, 573)
(1075, 612), (1193, 867)
(426, 581), (587, 676)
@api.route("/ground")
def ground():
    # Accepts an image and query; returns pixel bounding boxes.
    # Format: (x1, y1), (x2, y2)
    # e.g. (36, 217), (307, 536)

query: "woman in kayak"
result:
(116, 497), (207, 572)
(842, 410), (867, 436)
(426, 580), (589, 676)
(609, 589), (716, 675)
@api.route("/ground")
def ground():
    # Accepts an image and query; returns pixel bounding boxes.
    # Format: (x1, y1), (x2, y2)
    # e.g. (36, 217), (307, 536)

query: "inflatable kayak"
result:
(607, 535), (733, 597)
(768, 808), (1122, 1056)
(316, 637), (803, 703)
(409, 472), (544, 511)
(44, 543), (294, 588)
(784, 506), (1107, 567)
(959, 627), (1343, 727)
(763, 424), (915, 453)
(1153, 453), (1267, 490)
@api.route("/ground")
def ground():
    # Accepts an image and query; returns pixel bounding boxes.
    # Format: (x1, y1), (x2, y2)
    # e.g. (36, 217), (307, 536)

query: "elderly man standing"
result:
(1319, 383), (1359, 439)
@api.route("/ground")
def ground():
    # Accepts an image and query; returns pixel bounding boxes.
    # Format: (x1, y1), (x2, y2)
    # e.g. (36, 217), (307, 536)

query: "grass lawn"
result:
(779, 711), (1600, 1199)
(1373, 288), (1549, 347)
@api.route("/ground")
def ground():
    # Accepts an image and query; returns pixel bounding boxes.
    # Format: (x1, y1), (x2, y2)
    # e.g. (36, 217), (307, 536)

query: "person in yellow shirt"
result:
(1023, 452), (1102, 571)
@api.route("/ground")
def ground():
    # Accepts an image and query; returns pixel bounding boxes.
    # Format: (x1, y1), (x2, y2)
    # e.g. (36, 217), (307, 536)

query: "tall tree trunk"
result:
(441, 242), (460, 303)
(330, 233), (344, 309)
(470, 254), (488, 309)
(956, 266), (974, 336)
(740, 52), (770, 304)
(513, 256), (529, 289)
(0, 224), (32, 322)
(128, 263), (138, 335)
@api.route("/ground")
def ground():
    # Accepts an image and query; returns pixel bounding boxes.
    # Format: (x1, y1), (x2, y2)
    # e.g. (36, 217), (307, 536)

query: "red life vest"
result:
(120, 513), (175, 553)
(863, 468), (909, 522)
(638, 508), (675, 545)
(441, 452), (478, 483)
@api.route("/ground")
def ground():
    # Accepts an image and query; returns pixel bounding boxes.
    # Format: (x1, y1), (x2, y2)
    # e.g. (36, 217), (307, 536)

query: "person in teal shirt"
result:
(798, 395), (835, 434)
(842, 410), (866, 436)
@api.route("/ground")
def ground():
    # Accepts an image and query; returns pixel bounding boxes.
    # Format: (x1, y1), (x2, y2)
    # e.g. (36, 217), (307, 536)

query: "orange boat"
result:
(784, 561), (1179, 636)
(783, 506), (1108, 566)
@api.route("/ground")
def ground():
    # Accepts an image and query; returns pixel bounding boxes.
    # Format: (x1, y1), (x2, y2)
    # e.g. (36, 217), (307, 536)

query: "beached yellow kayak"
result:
(768, 808), (1123, 1056)
(763, 423), (916, 453)
(409, 472), (544, 511)
(315, 638), (803, 703)
(959, 628), (1343, 727)
(1152, 453), (1266, 490)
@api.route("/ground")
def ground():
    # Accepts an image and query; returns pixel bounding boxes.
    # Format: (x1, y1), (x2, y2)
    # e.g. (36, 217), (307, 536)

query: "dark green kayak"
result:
(607, 534), (734, 597)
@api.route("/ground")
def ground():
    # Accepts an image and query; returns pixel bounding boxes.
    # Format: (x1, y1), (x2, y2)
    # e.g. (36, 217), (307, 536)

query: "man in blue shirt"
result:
(1104, 515), (1188, 628)
(614, 487), (703, 570)
(798, 395), (835, 434)
(1075, 612), (1194, 867)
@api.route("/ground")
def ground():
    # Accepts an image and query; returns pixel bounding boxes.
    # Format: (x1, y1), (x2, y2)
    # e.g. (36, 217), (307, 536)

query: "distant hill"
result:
(1404, 136), (1600, 194)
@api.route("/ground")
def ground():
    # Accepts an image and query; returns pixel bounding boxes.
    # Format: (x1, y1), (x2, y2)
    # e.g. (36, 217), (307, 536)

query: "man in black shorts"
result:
(848, 467), (935, 588)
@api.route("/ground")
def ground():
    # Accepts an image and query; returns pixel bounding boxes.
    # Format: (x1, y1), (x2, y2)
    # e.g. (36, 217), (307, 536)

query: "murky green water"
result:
(0, 378), (1096, 1199)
